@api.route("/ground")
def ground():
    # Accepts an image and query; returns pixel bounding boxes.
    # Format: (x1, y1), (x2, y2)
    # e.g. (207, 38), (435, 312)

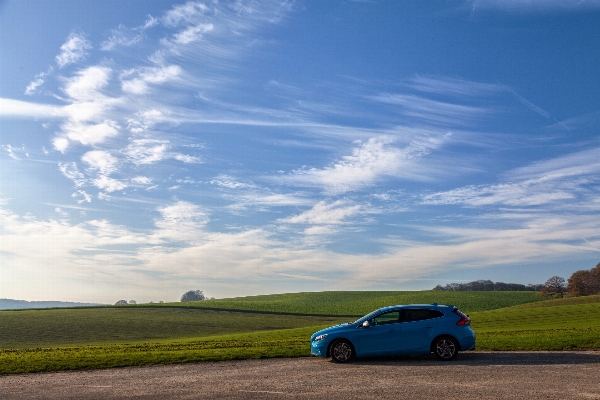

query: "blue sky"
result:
(1, 0), (599, 303)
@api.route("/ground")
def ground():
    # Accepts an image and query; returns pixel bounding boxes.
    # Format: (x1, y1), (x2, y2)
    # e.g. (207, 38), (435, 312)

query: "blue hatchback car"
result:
(311, 304), (476, 362)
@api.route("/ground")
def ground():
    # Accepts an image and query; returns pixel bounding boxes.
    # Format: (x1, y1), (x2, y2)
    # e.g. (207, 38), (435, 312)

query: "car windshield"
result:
(353, 309), (388, 324)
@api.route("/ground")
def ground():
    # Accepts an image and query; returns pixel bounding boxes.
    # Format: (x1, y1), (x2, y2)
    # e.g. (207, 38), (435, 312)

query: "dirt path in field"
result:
(1, 351), (600, 399)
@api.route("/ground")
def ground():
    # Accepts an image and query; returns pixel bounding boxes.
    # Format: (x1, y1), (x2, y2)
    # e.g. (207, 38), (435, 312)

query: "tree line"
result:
(541, 262), (600, 298)
(432, 280), (542, 292)
(432, 261), (600, 298)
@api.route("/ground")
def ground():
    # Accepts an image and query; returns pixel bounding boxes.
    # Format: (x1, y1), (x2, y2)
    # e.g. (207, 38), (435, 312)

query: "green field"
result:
(1, 291), (599, 375)
(0, 308), (347, 349)
(150, 290), (543, 315)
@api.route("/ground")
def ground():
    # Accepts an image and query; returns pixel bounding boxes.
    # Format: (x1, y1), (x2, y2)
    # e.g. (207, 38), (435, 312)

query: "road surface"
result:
(1, 351), (599, 399)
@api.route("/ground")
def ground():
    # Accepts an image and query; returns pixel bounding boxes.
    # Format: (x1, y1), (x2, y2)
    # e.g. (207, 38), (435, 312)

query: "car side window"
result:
(371, 311), (400, 325)
(401, 309), (441, 322)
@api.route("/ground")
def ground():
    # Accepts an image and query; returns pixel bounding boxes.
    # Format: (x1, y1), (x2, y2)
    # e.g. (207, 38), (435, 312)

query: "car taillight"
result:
(453, 309), (470, 326)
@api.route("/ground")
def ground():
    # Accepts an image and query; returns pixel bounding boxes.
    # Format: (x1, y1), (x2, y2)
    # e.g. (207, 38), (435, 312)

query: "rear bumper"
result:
(460, 332), (476, 351)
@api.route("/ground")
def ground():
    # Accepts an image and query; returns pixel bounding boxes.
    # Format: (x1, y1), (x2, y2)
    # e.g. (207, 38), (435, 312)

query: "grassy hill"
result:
(2, 291), (598, 374)
(0, 308), (347, 349)
(471, 294), (600, 351)
(150, 290), (543, 315)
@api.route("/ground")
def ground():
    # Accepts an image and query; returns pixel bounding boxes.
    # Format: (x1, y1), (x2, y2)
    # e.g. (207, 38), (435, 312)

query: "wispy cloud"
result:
(370, 93), (493, 126)
(280, 200), (363, 225)
(2, 145), (29, 160)
(423, 147), (600, 208)
(55, 32), (92, 68)
(469, 0), (600, 13)
(280, 134), (449, 194)
(407, 75), (504, 97)
(506, 87), (551, 118)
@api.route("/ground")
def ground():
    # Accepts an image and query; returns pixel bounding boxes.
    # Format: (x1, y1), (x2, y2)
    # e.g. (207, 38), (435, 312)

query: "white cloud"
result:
(423, 147), (600, 208)
(81, 150), (119, 175)
(58, 162), (86, 187)
(92, 175), (127, 192)
(283, 136), (435, 194)
(25, 68), (54, 95)
(422, 181), (576, 207)
(162, 2), (210, 27)
(210, 175), (257, 189)
(2, 145), (28, 160)
(2, 195), (599, 302)
(53, 137), (70, 153)
(173, 23), (214, 44)
(73, 190), (92, 203)
(62, 66), (111, 102)
(101, 25), (144, 51)
(282, 200), (362, 225)
(0, 98), (65, 119)
(62, 121), (120, 146)
(25, 78), (45, 95)
(55, 32), (92, 68)
(131, 176), (152, 185)
(120, 65), (182, 94)
(509, 147), (600, 182)
(125, 139), (169, 164)
(155, 200), (209, 241)
(172, 153), (201, 163)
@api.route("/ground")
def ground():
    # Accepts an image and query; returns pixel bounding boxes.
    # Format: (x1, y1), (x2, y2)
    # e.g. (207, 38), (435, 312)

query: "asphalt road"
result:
(1, 352), (600, 399)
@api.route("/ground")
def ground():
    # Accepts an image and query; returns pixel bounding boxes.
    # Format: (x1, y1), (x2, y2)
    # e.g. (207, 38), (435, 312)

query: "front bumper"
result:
(310, 340), (328, 357)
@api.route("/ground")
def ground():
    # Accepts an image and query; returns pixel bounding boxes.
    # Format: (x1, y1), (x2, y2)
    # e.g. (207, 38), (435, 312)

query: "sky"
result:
(1, 0), (599, 304)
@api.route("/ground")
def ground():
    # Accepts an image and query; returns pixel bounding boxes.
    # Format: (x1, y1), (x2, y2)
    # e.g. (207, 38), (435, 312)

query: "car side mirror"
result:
(362, 321), (371, 328)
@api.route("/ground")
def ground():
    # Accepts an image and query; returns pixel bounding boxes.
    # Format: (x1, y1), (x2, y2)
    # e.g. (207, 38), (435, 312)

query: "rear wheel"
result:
(433, 336), (458, 361)
(330, 339), (353, 363)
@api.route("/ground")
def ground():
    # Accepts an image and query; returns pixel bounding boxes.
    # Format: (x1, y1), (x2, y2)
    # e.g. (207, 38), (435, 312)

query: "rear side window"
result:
(401, 309), (443, 322)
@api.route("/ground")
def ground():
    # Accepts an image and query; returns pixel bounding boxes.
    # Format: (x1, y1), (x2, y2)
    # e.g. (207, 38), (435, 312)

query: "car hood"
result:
(311, 322), (355, 339)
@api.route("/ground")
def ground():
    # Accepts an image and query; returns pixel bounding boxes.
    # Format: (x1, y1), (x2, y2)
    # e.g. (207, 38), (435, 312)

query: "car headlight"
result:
(313, 334), (328, 342)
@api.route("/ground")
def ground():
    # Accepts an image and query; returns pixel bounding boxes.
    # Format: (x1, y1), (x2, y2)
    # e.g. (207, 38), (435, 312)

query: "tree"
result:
(181, 290), (206, 302)
(541, 276), (566, 298)
(592, 262), (600, 280)
(568, 270), (600, 297)
(115, 300), (127, 305)
(128, 300), (136, 304)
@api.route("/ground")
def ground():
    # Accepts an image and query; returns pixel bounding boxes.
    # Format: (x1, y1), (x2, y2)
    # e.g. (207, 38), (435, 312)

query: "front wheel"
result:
(433, 336), (458, 361)
(330, 339), (353, 363)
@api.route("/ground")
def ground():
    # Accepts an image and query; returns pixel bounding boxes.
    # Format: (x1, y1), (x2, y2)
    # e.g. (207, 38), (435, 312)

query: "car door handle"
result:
(424, 325), (433, 328)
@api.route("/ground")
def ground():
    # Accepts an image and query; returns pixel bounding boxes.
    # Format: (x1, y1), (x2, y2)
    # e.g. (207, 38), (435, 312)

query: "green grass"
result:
(2, 291), (598, 375)
(0, 327), (321, 375)
(472, 295), (600, 351)
(151, 290), (543, 315)
(0, 307), (348, 349)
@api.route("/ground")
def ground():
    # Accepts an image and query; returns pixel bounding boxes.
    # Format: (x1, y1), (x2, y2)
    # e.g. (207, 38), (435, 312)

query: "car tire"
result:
(330, 339), (354, 363)
(433, 336), (459, 361)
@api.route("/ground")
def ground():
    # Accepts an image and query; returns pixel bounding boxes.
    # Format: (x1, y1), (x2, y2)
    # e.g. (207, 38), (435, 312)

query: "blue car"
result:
(311, 303), (476, 362)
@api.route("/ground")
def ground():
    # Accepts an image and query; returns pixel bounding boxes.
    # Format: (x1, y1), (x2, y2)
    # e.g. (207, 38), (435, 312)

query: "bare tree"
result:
(541, 276), (566, 298)
(181, 290), (206, 302)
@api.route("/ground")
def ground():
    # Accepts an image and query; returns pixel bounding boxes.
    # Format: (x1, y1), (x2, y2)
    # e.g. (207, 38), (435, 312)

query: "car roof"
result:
(379, 304), (455, 312)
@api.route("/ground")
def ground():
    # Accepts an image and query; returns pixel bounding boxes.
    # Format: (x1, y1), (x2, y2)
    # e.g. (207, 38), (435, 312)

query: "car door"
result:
(398, 309), (440, 354)
(357, 310), (402, 356)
